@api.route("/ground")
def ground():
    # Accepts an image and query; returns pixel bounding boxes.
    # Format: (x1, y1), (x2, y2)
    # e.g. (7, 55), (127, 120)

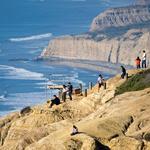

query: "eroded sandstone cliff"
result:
(41, 28), (150, 66)
(90, 5), (150, 32)
(41, 3), (150, 66)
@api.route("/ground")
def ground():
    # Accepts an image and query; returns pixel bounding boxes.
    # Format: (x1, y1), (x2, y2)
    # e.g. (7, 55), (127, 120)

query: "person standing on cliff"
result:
(142, 50), (147, 68)
(97, 74), (104, 92)
(121, 66), (126, 79)
(67, 82), (73, 100)
(135, 56), (141, 69)
(62, 85), (67, 102)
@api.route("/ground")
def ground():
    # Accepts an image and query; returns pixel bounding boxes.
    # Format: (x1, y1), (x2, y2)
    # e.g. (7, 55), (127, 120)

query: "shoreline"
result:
(36, 57), (133, 75)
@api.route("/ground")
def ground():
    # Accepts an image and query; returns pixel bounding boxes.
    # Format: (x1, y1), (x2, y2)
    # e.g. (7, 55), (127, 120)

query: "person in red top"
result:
(135, 57), (141, 69)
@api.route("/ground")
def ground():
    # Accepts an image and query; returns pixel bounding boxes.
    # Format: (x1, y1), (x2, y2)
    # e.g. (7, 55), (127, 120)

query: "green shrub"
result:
(116, 69), (150, 95)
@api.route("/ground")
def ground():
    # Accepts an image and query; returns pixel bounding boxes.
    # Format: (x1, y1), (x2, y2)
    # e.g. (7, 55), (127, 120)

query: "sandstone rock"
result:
(20, 106), (32, 116)
(90, 5), (150, 32)
(109, 136), (143, 150)
(0, 70), (150, 150)
(41, 28), (150, 66)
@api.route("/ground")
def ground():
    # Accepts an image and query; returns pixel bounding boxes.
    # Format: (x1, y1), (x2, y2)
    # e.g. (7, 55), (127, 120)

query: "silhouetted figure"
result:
(121, 66), (126, 79)
(67, 82), (73, 100)
(70, 125), (78, 136)
(142, 50), (147, 68)
(135, 56), (141, 69)
(50, 95), (60, 108)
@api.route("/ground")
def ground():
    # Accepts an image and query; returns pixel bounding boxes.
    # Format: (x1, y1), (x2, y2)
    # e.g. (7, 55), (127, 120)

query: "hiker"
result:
(97, 74), (104, 92)
(67, 82), (73, 100)
(62, 85), (67, 102)
(121, 66), (126, 79)
(142, 50), (147, 68)
(50, 95), (60, 108)
(135, 56), (141, 69)
(70, 125), (78, 136)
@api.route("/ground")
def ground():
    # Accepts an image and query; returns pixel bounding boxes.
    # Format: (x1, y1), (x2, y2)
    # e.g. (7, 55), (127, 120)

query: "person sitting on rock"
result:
(121, 66), (127, 79)
(70, 125), (78, 136)
(50, 95), (60, 108)
(135, 56), (141, 69)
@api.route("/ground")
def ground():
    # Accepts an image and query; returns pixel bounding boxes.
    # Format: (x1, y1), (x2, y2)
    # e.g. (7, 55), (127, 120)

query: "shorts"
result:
(98, 83), (103, 88)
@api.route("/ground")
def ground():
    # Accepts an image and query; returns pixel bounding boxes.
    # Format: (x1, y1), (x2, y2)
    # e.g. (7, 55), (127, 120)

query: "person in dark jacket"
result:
(50, 95), (60, 108)
(67, 82), (73, 100)
(121, 66), (126, 79)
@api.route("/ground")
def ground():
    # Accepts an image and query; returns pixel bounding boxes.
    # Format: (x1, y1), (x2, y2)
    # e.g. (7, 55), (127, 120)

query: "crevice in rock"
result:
(116, 43), (120, 63)
(108, 134), (119, 141)
(108, 46), (113, 62)
(0, 123), (12, 146)
(140, 141), (145, 150)
(123, 116), (134, 135)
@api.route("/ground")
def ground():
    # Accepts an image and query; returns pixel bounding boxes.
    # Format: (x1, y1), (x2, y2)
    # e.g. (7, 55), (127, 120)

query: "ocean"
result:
(0, 0), (134, 116)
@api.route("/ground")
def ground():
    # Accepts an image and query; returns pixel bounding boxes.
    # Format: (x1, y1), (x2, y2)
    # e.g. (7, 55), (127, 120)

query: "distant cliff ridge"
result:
(136, 0), (150, 5)
(90, 5), (150, 32)
(41, 3), (150, 66)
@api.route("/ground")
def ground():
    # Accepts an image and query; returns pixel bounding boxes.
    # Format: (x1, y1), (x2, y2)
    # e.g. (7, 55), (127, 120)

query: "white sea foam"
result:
(0, 91), (49, 116)
(9, 33), (52, 42)
(0, 65), (46, 80)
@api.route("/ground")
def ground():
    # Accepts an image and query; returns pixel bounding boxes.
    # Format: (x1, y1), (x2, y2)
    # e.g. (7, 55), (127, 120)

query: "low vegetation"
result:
(116, 69), (150, 95)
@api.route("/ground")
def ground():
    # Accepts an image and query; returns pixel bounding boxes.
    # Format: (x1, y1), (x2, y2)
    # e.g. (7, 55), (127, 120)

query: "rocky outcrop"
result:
(41, 28), (150, 66)
(0, 69), (150, 150)
(90, 5), (150, 32)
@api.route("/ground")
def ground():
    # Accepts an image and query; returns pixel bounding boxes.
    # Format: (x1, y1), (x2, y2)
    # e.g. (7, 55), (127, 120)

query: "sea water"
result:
(0, 0), (133, 116)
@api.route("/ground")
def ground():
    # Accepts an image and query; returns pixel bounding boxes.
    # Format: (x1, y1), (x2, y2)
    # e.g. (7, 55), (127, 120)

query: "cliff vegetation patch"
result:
(116, 69), (150, 95)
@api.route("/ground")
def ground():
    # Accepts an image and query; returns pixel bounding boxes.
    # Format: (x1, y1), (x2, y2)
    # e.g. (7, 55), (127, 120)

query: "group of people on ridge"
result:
(135, 50), (147, 69)
(50, 82), (73, 108)
(97, 50), (148, 91)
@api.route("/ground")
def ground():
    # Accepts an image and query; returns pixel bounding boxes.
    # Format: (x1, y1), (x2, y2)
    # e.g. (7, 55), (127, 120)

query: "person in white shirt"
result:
(97, 74), (104, 92)
(62, 85), (67, 102)
(142, 50), (147, 68)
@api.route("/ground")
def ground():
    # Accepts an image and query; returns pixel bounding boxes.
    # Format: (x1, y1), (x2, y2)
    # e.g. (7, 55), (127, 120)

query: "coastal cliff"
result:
(0, 69), (150, 150)
(41, 3), (150, 66)
(41, 28), (150, 66)
(90, 5), (150, 32)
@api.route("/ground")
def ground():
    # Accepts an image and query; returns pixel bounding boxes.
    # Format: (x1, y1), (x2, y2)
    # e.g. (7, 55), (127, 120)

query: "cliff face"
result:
(41, 29), (150, 66)
(90, 5), (150, 32)
(41, 4), (150, 66)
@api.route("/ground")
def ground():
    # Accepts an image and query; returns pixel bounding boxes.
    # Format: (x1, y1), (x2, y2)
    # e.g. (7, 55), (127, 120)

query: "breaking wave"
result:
(9, 33), (52, 42)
